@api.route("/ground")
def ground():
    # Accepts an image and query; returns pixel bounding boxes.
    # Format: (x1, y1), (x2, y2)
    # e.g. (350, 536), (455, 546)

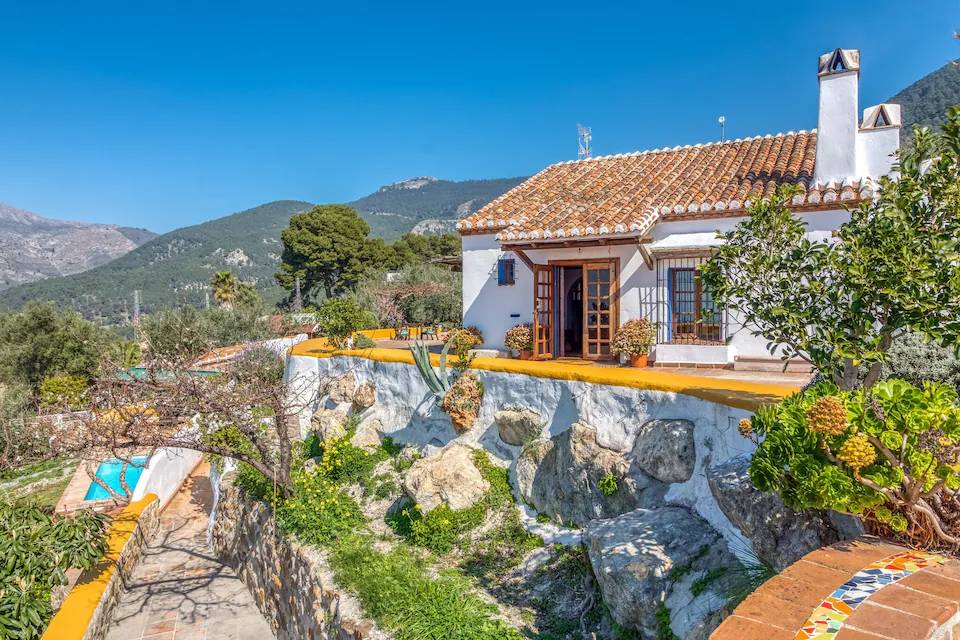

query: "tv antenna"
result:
(718, 115), (726, 142)
(577, 124), (592, 159)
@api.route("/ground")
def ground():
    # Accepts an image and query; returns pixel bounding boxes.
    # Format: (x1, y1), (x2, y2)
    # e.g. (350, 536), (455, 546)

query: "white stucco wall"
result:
(132, 446), (203, 509)
(287, 353), (756, 552)
(461, 208), (851, 364)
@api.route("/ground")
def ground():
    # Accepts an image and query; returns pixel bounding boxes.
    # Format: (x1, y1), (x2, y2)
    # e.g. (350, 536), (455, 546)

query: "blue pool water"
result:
(83, 456), (149, 500)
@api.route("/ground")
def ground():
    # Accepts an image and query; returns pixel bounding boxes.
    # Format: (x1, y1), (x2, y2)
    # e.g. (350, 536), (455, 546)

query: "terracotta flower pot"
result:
(519, 350), (533, 360)
(629, 353), (649, 368)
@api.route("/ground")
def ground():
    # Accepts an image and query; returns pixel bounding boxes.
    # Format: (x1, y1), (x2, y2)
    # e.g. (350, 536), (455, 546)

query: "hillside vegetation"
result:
(0, 200), (312, 322)
(352, 176), (524, 239)
(890, 60), (960, 143)
(0, 177), (522, 321)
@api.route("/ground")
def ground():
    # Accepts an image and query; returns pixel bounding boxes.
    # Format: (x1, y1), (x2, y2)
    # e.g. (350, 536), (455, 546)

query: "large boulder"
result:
(351, 417), (382, 452)
(310, 408), (349, 442)
(402, 443), (489, 512)
(352, 382), (376, 412)
(584, 506), (737, 639)
(707, 455), (862, 571)
(630, 419), (696, 484)
(515, 422), (667, 527)
(328, 372), (357, 405)
(494, 407), (544, 446)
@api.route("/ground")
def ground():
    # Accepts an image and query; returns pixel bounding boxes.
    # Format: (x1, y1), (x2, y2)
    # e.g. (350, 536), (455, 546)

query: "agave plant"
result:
(410, 340), (452, 402)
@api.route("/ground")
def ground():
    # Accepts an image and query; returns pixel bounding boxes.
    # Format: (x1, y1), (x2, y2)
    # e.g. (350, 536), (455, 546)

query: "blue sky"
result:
(0, 1), (956, 233)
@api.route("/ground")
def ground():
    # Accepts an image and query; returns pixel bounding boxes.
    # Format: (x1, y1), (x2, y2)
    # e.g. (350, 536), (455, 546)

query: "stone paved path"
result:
(105, 466), (274, 640)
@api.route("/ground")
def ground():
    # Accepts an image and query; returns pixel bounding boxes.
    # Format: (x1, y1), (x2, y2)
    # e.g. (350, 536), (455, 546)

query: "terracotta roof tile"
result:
(459, 131), (874, 241)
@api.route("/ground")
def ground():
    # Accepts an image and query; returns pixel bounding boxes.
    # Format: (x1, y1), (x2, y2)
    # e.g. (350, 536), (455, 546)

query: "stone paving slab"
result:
(105, 467), (274, 640)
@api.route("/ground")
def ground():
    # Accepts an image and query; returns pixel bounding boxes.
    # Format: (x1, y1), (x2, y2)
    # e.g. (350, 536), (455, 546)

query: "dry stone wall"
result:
(210, 475), (389, 640)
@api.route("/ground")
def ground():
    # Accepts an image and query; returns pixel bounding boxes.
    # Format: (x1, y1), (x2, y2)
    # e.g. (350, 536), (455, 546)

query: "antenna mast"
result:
(293, 276), (303, 313)
(718, 115), (726, 142)
(132, 290), (141, 327)
(577, 124), (592, 160)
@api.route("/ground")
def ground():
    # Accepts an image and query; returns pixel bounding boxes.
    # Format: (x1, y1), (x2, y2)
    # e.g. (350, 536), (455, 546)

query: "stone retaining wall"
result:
(42, 494), (161, 640)
(210, 474), (387, 640)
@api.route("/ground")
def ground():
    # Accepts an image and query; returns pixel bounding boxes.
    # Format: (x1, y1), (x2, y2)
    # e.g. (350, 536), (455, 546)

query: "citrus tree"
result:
(701, 110), (960, 390)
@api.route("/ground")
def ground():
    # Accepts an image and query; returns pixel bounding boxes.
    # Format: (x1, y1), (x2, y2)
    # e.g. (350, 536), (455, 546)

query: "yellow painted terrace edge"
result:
(42, 494), (159, 640)
(288, 340), (799, 411)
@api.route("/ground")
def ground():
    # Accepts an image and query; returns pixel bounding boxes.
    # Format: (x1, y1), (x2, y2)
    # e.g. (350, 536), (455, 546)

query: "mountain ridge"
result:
(0, 202), (156, 290)
(0, 176), (524, 321)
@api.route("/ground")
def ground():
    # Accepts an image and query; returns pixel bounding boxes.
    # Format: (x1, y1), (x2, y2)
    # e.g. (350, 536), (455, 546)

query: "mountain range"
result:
(0, 203), (155, 290)
(0, 177), (524, 321)
(1, 59), (957, 323)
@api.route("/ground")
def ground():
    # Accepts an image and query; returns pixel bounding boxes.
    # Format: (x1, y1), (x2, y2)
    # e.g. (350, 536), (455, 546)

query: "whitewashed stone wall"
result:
(286, 353), (756, 552)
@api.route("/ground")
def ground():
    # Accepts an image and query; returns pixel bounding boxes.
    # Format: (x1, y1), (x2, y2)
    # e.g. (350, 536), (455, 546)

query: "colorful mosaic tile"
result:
(794, 550), (947, 639)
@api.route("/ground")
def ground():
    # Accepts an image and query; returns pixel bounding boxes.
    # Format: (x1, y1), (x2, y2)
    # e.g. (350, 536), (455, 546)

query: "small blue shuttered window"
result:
(497, 258), (516, 286)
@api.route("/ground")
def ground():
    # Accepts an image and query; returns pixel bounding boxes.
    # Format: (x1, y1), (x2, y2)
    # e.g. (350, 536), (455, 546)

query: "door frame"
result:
(547, 258), (620, 360)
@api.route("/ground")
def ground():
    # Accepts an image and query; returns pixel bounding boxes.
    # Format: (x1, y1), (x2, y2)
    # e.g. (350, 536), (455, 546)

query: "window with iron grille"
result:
(650, 255), (726, 344)
(497, 258), (516, 286)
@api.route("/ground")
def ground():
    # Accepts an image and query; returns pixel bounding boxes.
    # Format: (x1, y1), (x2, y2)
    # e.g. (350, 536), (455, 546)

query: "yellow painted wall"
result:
(288, 340), (798, 412)
(42, 494), (158, 640)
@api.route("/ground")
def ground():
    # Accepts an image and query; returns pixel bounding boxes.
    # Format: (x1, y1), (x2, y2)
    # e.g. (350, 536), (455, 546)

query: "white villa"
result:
(458, 48), (902, 369)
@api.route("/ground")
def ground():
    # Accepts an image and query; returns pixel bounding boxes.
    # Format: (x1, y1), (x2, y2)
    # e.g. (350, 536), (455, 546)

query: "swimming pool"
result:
(83, 455), (149, 501)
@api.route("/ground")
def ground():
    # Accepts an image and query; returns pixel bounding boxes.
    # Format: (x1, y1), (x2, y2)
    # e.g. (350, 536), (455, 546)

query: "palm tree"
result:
(211, 271), (239, 308)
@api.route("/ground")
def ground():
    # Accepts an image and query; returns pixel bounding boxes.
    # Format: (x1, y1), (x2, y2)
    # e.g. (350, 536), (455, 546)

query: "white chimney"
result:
(814, 48), (861, 185)
(857, 103), (902, 179)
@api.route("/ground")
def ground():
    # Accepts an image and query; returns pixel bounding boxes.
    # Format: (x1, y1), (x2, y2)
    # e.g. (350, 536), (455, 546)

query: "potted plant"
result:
(611, 319), (655, 367)
(504, 323), (534, 360)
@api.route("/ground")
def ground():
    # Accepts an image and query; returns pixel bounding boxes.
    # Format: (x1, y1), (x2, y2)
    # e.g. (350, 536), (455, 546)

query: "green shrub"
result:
(747, 378), (960, 547)
(0, 502), (109, 640)
(598, 472), (619, 496)
(317, 298), (375, 348)
(389, 451), (515, 554)
(329, 536), (524, 640)
(304, 428), (387, 486)
(275, 470), (365, 545)
(883, 332), (960, 393)
(353, 333), (377, 349)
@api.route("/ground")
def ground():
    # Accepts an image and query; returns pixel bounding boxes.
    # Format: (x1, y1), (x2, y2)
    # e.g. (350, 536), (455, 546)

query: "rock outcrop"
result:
(584, 506), (737, 640)
(311, 408), (349, 441)
(630, 419), (696, 484)
(351, 417), (382, 452)
(352, 382), (376, 412)
(707, 455), (862, 571)
(494, 407), (543, 446)
(402, 443), (489, 512)
(515, 423), (666, 526)
(328, 372), (358, 405)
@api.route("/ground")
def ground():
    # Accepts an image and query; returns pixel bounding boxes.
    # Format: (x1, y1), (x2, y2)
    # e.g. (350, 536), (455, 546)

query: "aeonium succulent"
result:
(745, 378), (960, 548)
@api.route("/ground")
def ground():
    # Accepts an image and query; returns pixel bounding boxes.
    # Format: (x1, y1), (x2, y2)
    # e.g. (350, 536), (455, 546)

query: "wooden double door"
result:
(533, 260), (618, 360)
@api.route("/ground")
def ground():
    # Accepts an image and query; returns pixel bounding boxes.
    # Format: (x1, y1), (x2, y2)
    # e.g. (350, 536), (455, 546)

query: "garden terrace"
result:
(289, 338), (805, 412)
(712, 537), (960, 640)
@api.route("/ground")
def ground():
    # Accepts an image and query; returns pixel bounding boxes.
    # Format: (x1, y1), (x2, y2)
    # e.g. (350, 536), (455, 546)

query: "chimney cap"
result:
(818, 48), (861, 76)
(861, 103), (902, 130)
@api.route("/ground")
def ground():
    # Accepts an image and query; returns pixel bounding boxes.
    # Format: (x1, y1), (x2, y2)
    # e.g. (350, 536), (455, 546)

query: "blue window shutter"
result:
(497, 259), (506, 285)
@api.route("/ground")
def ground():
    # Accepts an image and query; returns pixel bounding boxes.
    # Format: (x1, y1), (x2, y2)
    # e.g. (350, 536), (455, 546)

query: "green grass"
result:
(330, 536), (523, 640)
(240, 438), (525, 638)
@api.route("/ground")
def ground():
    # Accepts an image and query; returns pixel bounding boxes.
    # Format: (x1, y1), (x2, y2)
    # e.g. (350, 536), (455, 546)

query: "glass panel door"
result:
(582, 261), (617, 359)
(533, 265), (554, 359)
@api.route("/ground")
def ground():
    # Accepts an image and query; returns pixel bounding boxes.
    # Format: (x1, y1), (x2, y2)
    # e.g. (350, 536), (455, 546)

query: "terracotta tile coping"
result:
(710, 537), (960, 640)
